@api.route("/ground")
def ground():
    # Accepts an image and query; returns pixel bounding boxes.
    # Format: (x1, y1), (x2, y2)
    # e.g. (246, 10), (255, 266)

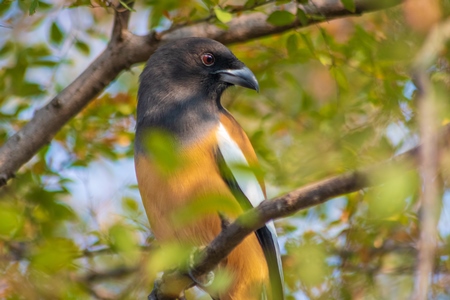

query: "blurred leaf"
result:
(214, 7), (232, 23)
(0, 205), (24, 238)
(122, 197), (139, 213)
(29, 0), (39, 15)
(147, 242), (192, 275)
(331, 67), (349, 90)
(0, 0), (12, 15)
(286, 33), (298, 57)
(287, 241), (331, 287)
(0, 41), (13, 57)
(109, 223), (139, 260)
(202, 0), (219, 9)
(296, 9), (309, 26)
(276, 0), (291, 4)
(267, 11), (295, 26)
(299, 33), (315, 55)
(206, 269), (233, 295)
(368, 167), (418, 220)
(143, 130), (182, 174)
(15, 82), (44, 97)
(171, 193), (241, 227)
(75, 40), (90, 55)
(244, 0), (256, 8)
(341, 0), (355, 12)
(50, 22), (64, 46)
(119, 0), (135, 11)
(31, 238), (80, 273)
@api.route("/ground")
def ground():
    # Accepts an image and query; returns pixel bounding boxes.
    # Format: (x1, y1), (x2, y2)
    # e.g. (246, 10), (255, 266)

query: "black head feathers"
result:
(136, 37), (258, 143)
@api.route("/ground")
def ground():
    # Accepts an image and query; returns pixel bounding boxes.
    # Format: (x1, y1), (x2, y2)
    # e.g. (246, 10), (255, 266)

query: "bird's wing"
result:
(215, 111), (284, 299)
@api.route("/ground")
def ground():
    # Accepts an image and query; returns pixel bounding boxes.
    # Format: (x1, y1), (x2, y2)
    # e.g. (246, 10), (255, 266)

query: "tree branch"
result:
(111, 0), (134, 41)
(148, 124), (450, 299)
(0, 0), (403, 187)
(411, 18), (450, 300)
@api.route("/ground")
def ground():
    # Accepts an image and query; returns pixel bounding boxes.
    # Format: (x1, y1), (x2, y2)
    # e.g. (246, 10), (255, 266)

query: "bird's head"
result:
(139, 37), (259, 105)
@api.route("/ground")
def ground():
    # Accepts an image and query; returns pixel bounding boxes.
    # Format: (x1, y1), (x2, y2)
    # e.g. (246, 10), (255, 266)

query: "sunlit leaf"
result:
(0, 206), (24, 238)
(147, 242), (192, 275)
(142, 130), (182, 174)
(108, 223), (139, 261)
(119, 0), (135, 11)
(171, 193), (241, 228)
(30, 238), (80, 273)
(214, 7), (233, 23)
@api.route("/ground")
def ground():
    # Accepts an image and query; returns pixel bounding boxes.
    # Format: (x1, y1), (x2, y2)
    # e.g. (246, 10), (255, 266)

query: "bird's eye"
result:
(201, 53), (215, 66)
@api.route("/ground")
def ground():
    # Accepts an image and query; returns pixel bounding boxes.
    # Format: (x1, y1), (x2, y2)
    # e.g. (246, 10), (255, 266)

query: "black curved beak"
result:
(214, 66), (259, 92)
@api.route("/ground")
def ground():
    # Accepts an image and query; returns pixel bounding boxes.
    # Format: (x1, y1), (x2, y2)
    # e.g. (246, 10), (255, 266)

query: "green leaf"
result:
(0, 206), (24, 238)
(0, 41), (13, 57)
(15, 82), (44, 97)
(143, 130), (182, 174)
(122, 197), (139, 213)
(341, 0), (355, 12)
(108, 224), (138, 259)
(202, 0), (218, 9)
(50, 22), (64, 46)
(296, 9), (309, 26)
(300, 33), (315, 55)
(244, 0), (256, 8)
(205, 269), (233, 295)
(275, 0), (291, 4)
(0, 0), (12, 15)
(331, 67), (349, 90)
(38, 1), (52, 10)
(286, 33), (298, 57)
(119, 0), (135, 12)
(68, 0), (91, 7)
(75, 40), (90, 55)
(29, 0), (39, 15)
(267, 10), (296, 26)
(171, 193), (241, 227)
(214, 7), (233, 23)
(33, 59), (59, 67)
(31, 238), (80, 273)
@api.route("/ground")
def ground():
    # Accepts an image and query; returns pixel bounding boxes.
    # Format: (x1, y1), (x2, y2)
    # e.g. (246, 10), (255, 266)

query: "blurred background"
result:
(1, 0), (450, 299)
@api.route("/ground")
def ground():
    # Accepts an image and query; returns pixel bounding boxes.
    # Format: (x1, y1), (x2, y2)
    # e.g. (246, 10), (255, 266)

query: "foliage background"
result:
(1, 0), (450, 299)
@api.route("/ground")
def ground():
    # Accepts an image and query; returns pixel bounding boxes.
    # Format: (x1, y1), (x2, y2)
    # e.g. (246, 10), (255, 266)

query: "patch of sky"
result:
(438, 190), (450, 238)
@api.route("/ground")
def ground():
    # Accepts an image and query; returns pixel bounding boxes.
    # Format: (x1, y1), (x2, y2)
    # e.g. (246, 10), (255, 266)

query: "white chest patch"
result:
(216, 122), (277, 234)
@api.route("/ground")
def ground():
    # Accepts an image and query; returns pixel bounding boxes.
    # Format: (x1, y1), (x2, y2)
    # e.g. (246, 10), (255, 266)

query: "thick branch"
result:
(161, 0), (402, 43)
(111, 0), (134, 40)
(0, 0), (402, 187)
(149, 125), (450, 299)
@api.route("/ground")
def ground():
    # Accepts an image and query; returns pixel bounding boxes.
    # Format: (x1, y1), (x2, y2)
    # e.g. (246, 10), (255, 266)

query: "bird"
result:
(135, 37), (284, 300)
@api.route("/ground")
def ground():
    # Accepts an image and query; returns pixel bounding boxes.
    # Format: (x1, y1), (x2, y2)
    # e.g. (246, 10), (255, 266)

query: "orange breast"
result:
(135, 126), (268, 299)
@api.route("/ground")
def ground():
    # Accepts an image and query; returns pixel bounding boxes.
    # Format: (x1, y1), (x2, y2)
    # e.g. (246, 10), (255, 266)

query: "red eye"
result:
(201, 53), (215, 66)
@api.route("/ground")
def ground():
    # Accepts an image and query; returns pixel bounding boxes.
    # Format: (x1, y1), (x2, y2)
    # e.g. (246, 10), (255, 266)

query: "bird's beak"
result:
(214, 66), (259, 92)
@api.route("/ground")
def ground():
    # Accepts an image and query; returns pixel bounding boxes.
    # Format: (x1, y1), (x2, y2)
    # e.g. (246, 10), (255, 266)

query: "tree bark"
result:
(0, 0), (403, 187)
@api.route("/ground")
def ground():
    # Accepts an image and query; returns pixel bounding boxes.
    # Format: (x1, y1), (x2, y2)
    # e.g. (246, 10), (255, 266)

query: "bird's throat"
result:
(136, 94), (220, 149)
